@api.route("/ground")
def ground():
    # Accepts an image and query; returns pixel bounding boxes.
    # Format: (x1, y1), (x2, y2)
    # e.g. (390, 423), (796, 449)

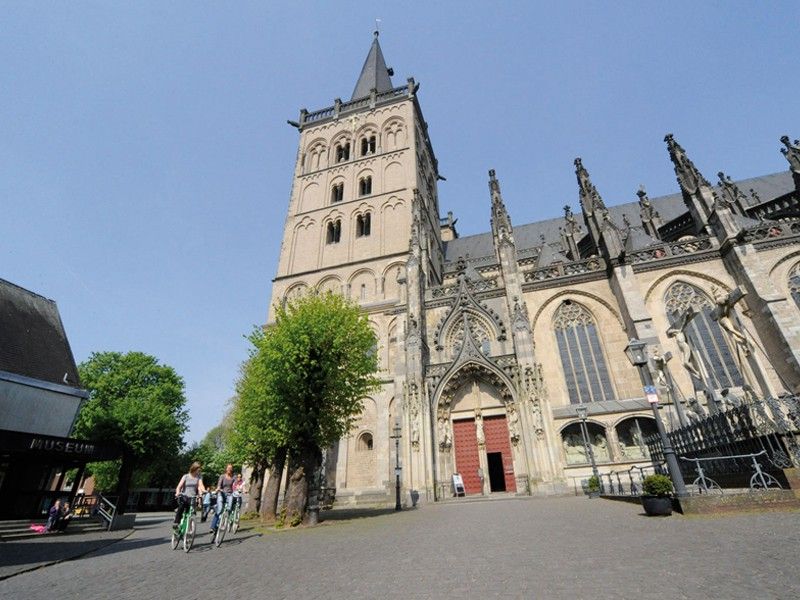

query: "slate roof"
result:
(0, 278), (81, 387)
(351, 33), (394, 101)
(443, 171), (795, 263)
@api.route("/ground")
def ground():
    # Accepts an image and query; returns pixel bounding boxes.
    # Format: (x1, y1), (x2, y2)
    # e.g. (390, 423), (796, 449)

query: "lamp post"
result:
(624, 338), (688, 497)
(575, 404), (599, 481)
(390, 420), (402, 511)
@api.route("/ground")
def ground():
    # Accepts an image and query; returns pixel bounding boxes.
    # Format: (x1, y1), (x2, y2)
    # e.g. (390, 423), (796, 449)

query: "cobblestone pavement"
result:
(1, 497), (798, 599)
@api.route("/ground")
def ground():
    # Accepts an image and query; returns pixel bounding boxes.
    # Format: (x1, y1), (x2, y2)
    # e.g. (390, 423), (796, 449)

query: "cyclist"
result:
(174, 462), (206, 533)
(232, 473), (245, 510)
(210, 464), (235, 535)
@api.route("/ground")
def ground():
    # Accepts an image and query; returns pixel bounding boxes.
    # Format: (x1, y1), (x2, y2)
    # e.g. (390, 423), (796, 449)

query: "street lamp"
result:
(390, 420), (402, 511)
(624, 338), (688, 497)
(575, 404), (600, 482)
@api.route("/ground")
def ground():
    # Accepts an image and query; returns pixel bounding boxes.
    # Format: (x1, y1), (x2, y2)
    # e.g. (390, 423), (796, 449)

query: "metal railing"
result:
(680, 450), (783, 494)
(96, 495), (118, 530)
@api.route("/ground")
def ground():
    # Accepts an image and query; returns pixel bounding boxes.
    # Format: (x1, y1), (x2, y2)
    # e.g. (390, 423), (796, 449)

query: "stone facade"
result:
(266, 35), (800, 505)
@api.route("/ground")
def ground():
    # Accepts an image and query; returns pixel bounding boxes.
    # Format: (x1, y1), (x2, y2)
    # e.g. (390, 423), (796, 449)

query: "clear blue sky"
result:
(2, 2), (798, 443)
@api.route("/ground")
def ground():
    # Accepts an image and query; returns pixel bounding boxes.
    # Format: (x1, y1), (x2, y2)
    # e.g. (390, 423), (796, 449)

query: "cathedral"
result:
(267, 34), (800, 505)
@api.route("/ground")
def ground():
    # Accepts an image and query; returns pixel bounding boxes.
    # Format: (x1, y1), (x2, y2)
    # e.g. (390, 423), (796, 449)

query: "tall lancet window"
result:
(790, 264), (800, 310)
(664, 282), (744, 389)
(554, 301), (615, 404)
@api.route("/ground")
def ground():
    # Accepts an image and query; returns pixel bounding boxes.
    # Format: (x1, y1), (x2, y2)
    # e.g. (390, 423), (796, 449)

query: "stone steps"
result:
(0, 516), (108, 541)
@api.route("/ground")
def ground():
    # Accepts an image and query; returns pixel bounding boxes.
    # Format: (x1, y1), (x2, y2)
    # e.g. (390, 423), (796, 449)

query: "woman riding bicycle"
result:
(210, 464), (235, 535)
(174, 461), (206, 533)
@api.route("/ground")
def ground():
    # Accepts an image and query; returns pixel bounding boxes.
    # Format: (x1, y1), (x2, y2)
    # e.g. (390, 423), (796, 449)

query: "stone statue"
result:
(593, 434), (609, 461)
(651, 347), (669, 389)
(475, 409), (485, 447)
(410, 414), (420, 449)
(667, 325), (702, 381)
(438, 416), (451, 450)
(507, 405), (520, 445)
(711, 287), (750, 355)
(780, 135), (800, 174)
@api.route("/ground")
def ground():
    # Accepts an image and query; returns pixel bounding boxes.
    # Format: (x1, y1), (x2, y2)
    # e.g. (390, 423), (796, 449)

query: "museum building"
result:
(266, 34), (800, 505)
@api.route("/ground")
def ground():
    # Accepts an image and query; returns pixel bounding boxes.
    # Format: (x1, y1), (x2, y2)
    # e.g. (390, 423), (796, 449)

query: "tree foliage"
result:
(231, 292), (380, 521)
(74, 351), (189, 507)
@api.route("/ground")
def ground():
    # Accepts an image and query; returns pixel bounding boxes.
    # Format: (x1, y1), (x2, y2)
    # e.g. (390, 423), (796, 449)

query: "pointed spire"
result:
(574, 158), (606, 215)
(664, 133), (711, 195)
(489, 169), (513, 238)
(351, 31), (395, 100)
(561, 204), (581, 260)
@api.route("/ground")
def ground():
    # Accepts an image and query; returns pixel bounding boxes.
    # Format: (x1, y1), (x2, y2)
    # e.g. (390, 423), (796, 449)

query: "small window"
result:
(360, 284), (367, 301)
(357, 432), (373, 451)
(326, 220), (341, 244)
(360, 135), (376, 156)
(331, 183), (344, 203)
(359, 176), (372, 196)
(356, 213), (371, 237)
(335, 142), (350, 163)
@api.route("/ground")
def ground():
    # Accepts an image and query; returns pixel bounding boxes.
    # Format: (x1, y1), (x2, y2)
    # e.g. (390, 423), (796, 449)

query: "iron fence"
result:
(644, 394), (800, 489)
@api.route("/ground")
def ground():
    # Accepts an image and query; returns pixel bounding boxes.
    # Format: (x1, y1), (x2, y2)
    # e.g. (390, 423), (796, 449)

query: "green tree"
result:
(74, 351), (188, 514)
(232, 292), (379, 524)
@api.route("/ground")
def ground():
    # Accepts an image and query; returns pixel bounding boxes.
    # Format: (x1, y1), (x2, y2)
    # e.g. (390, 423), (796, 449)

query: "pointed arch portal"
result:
(435, 362), (517, 495)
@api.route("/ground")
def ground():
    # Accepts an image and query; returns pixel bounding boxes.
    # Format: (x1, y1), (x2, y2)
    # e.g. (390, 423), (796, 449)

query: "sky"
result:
(1, 2), (798, 443)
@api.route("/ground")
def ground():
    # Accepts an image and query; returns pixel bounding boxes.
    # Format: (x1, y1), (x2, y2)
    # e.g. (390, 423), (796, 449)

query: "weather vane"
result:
(375, 18), (381, 36)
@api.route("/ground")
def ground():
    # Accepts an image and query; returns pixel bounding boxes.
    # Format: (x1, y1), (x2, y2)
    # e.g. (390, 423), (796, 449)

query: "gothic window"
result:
(360, 284), (367, 301)
(790, 264), (800, 310)
(357, 432), (373, 451)
(553, 301), (614, 404)
(326, 220), (342, 244)
(356, 212), (371, 237)
(664, 283), (744, 388)
(330, 183), (344, 203)
(335, 142), (350, 163)
(359, 176), (372, 196)
(360, 135), (376, 156)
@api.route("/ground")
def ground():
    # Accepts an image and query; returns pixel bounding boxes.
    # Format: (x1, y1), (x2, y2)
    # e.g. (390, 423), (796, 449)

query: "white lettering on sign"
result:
(29, 438), (96, 455)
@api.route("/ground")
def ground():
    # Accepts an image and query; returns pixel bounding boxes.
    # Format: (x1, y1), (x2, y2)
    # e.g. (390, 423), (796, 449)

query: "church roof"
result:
(0, 278), (81, 387)
(443, 170), (795, 263)
(351, 33), (394, 101)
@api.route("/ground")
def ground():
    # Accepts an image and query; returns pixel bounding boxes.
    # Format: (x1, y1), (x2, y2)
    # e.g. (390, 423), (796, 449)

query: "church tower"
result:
(269, 33), (444, 504)
(270, 32), (443, 318)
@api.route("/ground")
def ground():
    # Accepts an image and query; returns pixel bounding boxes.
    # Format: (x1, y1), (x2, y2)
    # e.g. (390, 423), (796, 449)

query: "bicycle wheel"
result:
(214, 511), (227, 547)
(170, 525), (180, 550)
(232, 507), (240, 534)
(183, 517), (195, 553)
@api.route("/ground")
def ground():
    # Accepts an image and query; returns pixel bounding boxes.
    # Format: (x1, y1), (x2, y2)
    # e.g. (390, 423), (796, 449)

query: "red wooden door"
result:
(484, 415), (516, 492)
(452, 419), (482, 495)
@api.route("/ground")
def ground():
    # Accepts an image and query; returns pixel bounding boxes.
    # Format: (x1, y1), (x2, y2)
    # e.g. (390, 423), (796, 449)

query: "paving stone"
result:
(1, 497), (798, 599)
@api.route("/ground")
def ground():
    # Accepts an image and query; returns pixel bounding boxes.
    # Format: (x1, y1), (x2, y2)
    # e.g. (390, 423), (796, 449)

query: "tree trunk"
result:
(260, 446), (287, 523)
(247, 465), (265, 514)
(284, 444), (321, 526)
(115, 450), (135, 516)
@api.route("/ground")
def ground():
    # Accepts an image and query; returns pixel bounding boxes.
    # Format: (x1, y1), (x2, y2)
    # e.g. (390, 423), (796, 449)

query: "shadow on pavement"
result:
(319, 507), (404, 522)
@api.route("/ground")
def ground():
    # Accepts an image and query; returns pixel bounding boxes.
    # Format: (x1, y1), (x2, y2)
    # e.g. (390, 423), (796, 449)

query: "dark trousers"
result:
(174, 496), (193, 524)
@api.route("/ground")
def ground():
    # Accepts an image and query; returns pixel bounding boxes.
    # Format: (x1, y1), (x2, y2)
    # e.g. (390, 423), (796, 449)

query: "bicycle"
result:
(213, 493), (240, 547)
(230, 492), (242, 534)
(171, 495), (197, 553)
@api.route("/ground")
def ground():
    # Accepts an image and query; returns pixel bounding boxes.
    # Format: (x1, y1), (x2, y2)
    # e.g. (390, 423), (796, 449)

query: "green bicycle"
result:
(213, 494), (240, 547)
(171, 495), (197, 553)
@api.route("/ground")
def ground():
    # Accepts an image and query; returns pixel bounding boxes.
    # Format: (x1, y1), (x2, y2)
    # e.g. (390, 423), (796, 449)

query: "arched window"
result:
(359, 176), (372, 196)
(615, 417), (657, 460)
(330, 182), (344, 203)
(561, 422), (610, 465)
(357, 432), (373, 451)
(664, 282), (744, 389)
(326, 220), (341, 244)
(356, 213), (371, 237)
(553, 301), (615, 404)
(790, 263), (800, 309)
(335, 142), (350, 163)
(360, 134), (376, 156)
